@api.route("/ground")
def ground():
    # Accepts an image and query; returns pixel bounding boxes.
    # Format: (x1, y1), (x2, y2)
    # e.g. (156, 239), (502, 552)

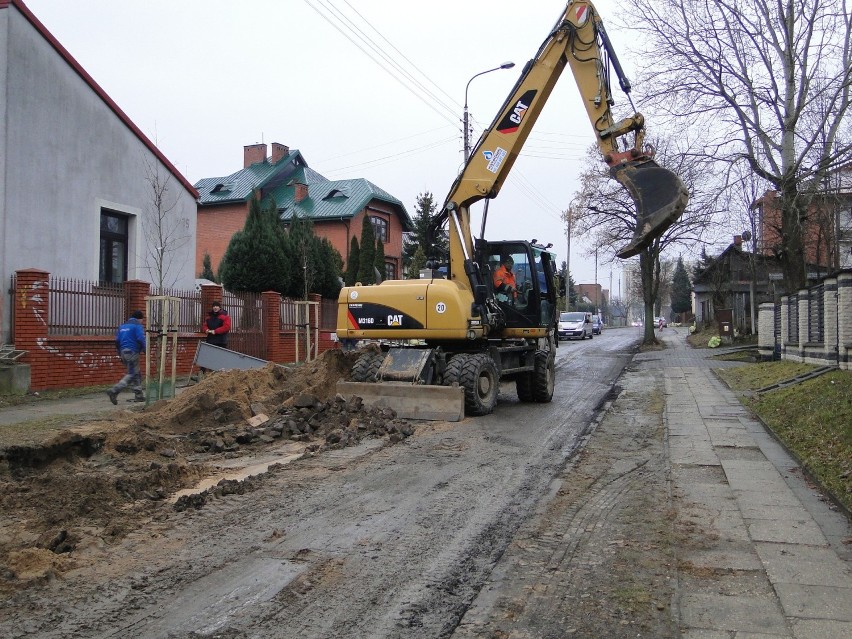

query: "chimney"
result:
(270, 143), (289, 164)
(244, 143), (267, 168)
(294, 182), (309, 203)
(734, 235), (743, 246)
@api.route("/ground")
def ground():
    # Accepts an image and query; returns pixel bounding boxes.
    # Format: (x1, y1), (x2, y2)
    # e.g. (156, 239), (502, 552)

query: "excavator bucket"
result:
(336, 381), (465, 422)
(612, 159), (689, 259)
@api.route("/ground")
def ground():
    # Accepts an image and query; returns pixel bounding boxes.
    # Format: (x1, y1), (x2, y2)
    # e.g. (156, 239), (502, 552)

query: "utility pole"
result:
(463, 62), (515, 161)
(564, 210), (572, 311)
(594, 245), (598, 315)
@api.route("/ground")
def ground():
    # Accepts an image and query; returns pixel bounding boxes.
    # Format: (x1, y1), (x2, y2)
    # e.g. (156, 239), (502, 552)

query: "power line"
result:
(339, 0), (462, 112)
(302, 0), (461, 128)
(318, 135), (458, 174)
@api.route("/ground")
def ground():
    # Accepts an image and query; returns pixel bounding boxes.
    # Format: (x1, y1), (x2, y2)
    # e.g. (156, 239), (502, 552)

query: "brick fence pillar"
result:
(262, 291), (284, 363)
(309, 293), (322, 329)
(14, 269), (50, 382)
(797, 288), (809, 361)
(757, 302), (775, 360)
(838, 271), (852, 370)
(125, 280), (151, 319)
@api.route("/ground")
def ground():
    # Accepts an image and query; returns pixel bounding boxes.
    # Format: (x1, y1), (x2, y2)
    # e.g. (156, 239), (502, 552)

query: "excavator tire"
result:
(445, 353), (499, 416)
(531, 350), (555, 403)
(516, 373), (534, 402)
(351, 351), (385, 382)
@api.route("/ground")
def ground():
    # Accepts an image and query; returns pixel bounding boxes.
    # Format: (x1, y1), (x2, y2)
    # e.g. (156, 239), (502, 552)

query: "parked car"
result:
(655, 316), (668, 328)
(558, 311), (592, 340)
(592, 315), (604, 335)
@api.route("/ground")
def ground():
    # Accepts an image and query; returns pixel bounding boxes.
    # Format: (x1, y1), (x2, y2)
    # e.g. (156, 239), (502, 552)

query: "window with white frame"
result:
(99, 210), (129, 283)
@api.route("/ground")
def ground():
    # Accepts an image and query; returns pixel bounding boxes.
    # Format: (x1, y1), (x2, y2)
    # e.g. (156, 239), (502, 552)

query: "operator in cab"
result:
(493, 255), (518, 301)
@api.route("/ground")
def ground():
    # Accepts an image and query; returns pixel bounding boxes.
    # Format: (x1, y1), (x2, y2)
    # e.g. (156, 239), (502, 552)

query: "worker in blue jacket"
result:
(107, 310), (146, 404)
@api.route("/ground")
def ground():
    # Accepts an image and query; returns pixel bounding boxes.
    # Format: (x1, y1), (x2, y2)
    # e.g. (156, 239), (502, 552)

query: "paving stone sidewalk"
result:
(637, 327), (851, 639)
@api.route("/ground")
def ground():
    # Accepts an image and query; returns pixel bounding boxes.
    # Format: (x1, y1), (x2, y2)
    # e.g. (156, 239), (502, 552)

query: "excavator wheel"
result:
(516, 373), (534, 403)
(351, 351), (385, 382)
(531, 350), (555, 403)
(445, 353), (499, 416)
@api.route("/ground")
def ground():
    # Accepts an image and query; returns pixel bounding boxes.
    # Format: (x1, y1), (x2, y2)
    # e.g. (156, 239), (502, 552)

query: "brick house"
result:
(755, 165), (852, 275)
(0, 0), (198, 345)
(195, 143), (413, 281)
(575, 283), (606, 313)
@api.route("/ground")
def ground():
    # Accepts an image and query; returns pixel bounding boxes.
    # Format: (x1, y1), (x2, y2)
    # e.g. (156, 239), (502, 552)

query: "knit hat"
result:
(131, 310), (144, 319)
(212, 300), (222, 307)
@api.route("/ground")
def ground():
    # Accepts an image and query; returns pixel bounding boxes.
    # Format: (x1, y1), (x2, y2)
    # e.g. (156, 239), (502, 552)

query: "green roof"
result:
(194, 149), (411, 230)
(271, 178), (412, 231)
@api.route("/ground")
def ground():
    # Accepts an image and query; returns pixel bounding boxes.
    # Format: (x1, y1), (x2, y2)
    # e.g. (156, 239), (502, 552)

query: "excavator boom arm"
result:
(435, 0), (687, 282)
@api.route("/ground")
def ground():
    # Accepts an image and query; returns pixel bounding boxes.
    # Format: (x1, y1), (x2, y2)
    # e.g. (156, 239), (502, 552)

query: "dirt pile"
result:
(0, 347), (414, 591)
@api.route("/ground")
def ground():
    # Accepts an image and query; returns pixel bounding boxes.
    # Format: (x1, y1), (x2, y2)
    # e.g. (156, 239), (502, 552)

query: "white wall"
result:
(0, 4), (197, 343)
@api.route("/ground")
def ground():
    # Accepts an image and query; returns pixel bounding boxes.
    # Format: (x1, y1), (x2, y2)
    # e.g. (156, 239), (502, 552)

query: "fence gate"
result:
(222, 291), (267, 361)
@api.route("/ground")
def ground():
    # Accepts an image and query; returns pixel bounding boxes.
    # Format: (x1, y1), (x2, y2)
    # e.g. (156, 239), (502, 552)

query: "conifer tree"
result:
(671, 256), (692, 315)
(199, 252), (216, 281)
(403, 192), (448, 268)
(345, 236), (360, 286)
(282, 213), (343, 299)
(374, 236), (386, 282)
(357, 217), (376, 284)
(407, 246), (426, 279)
(219, 193), (287, 293)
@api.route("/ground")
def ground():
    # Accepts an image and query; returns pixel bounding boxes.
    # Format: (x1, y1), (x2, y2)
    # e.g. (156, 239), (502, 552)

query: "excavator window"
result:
(486, 243), (544, 327)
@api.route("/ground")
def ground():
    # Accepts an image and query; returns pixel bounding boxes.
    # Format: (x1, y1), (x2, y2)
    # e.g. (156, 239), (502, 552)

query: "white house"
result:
(0, 0), (198, 343)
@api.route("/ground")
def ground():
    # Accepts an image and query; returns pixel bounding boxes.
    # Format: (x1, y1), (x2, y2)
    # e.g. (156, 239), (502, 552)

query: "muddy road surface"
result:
(1, 331), (645, 638)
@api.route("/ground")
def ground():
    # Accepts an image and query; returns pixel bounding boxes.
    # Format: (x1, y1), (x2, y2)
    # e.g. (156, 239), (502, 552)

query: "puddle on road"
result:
(169, 439), (387, 503)
(169, 442), (307, 503)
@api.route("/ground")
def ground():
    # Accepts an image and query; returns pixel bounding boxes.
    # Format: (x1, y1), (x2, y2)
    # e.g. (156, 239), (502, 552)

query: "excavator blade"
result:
(612, 159), (689, 259)
(336, 381), (465, 422)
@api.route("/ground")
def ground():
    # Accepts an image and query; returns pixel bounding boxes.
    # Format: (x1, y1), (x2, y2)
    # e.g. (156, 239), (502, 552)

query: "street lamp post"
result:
(564, 210), (572, 311)
(464, 62), (515, 161)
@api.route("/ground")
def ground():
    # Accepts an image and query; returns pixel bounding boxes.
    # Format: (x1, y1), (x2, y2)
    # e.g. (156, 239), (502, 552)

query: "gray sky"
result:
(26, 0), (636, 290)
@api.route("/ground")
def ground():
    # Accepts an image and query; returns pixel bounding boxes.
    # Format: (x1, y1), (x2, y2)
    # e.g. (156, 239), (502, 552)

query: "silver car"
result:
(558, 311), (592, 340)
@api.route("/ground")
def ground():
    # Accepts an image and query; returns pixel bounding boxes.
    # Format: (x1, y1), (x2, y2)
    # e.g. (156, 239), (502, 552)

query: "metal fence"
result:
(807, 284), (824, 343)
(221, 289), (266, 360)
(787, 294), (799, 345)
(773, 302), (782, 359)
(47, 277), (125, 336)
(7, 273), (337, 362)
(153, 286), (204, 333)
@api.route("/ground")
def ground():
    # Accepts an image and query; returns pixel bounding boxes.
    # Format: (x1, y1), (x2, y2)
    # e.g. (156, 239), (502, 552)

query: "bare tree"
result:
(568, 138), (720, 343)
(142, 156), (190, 293)
(625, 0), (852, 291)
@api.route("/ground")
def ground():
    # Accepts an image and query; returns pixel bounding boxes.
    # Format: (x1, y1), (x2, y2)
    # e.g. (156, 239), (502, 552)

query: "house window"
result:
(100, 211), (128, 283)
(384, 262), (396, 281)
(371, 216), (389, 242)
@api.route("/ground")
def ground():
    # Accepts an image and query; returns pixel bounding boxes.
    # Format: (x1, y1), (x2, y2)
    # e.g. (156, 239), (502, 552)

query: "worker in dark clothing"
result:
(197, 301), (231, 377)
(203, 301), (231, 347)
(107, 310), (146, 404)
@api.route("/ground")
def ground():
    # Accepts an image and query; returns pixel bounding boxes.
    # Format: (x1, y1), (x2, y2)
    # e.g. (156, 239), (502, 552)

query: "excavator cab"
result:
(480, 241), (558, 331)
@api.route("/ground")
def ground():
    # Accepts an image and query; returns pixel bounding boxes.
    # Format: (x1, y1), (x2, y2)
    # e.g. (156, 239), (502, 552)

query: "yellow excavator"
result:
(336, 0), (688, 420)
